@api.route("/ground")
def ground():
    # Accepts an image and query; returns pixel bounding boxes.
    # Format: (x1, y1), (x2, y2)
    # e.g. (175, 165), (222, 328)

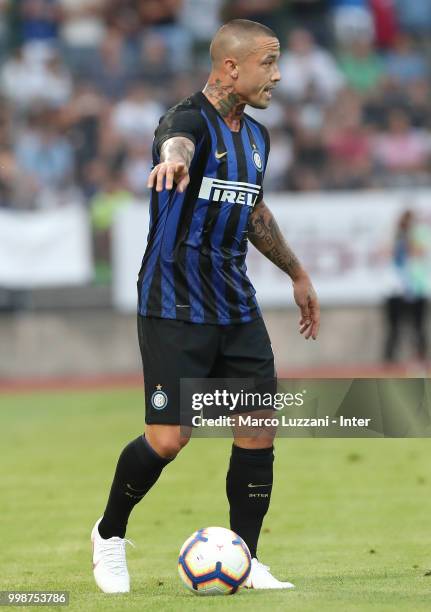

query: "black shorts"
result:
(137, 315), (276, 425)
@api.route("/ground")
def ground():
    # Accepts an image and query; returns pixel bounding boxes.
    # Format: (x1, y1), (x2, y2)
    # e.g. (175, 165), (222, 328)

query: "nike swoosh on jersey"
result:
(248, 483), (272, 488)
(215, 151), (228, 159)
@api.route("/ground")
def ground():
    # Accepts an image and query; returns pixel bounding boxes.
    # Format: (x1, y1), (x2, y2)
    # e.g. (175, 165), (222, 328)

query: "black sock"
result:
(226, 444), (274, 559)
(98, 435), (171, 539)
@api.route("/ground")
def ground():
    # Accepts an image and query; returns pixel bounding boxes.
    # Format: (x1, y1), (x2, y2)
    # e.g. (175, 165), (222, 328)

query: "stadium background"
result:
(1, 0), (430, 383)
(0, 0), (430, 381)
(1, 3), (431, 611)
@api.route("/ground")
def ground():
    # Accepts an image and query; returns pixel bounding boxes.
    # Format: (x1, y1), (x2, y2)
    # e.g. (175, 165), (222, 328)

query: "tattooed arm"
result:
(249, 199), (320, 340)
(147, 136), (195, 193)
(248, 199), (302, 278)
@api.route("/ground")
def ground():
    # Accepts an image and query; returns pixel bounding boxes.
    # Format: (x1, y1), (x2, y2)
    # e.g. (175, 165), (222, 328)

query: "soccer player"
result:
(92, 19), (320, 593)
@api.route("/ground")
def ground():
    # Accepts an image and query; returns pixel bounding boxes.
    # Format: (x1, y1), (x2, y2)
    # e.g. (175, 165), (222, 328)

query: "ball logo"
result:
(252, 150), (263, 171)
(151, 388), (168, 410)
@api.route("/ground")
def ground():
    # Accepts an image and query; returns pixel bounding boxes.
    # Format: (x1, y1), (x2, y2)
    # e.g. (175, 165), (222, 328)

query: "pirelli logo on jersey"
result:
(198, 177), (261, 207)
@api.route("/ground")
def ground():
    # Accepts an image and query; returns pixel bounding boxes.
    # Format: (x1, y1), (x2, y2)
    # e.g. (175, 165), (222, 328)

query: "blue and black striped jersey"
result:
(138, 91), (270, 325)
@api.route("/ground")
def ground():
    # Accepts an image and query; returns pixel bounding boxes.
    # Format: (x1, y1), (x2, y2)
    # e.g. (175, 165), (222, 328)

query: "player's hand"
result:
(293, 274), (320, 340)
(147, 162), (190, 193)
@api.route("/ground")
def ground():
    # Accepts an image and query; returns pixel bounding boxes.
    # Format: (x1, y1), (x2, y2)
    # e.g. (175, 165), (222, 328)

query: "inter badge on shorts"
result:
(151, 384), (168, 410)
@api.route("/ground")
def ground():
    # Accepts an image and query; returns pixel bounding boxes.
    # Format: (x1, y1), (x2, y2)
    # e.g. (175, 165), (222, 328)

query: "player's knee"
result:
(145, 427), (190, 459)
(178, 435), (190, 450)
(233, 435), (274, 450)
(151, 438), (181, 459)
(157, 437), (189, 458)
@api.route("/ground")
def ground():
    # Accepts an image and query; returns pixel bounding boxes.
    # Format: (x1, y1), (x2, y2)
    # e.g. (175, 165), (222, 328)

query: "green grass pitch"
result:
(1, 388), (430, 611)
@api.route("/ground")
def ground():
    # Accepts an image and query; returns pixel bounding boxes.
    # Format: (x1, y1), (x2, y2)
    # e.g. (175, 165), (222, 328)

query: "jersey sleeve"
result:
(257, 125), (270, 204)
(154, 109), (207, 156)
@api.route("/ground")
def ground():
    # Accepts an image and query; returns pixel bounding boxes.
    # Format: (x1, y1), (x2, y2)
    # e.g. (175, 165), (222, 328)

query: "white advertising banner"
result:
(0, 205), (93, 288)
(112, 203), (150, 312)
(112, 191), (431, 311)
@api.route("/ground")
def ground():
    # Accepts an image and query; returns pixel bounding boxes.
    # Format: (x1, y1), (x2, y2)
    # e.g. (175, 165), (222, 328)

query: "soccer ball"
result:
(178, 526), (251, 595)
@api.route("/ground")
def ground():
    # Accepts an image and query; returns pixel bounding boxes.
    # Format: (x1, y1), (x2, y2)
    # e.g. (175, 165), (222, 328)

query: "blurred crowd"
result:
(0, 0), (431, 215)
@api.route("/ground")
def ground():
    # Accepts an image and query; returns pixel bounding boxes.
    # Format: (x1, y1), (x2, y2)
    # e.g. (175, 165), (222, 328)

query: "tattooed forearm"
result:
(160, 137), (195, 168)
(248, 200), (303, 279)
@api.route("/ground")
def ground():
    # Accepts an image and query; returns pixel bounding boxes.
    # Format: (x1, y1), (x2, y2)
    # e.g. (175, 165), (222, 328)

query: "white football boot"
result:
(245, 558), (295, 589)
(91, 517), (133, 593)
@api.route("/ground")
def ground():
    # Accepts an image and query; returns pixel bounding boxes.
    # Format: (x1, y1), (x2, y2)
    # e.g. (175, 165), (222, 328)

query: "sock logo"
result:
(125, 483), (147, 499)
(126, 483), (148, 494)
(247, 483), (272, 488)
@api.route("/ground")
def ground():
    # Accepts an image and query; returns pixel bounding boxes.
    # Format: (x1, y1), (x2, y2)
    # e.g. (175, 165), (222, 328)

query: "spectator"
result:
(369, 0), (398, 49)
(324, 89), (372, 189)
(286, 0), (329, 45)
(90, 170), (133, 283)
(384, 33), (428, 86)
(179, 0), (222, 46)
(81, 159), (109, 199)
(59, 0), (107, 75)
(110, 83), (164, 146)
(20, 0), (61, 56)
(105, 0), (140, 38)
(1, 48), (72, 110)
(394, 0), (431, 38)
(338, 38), (384, 93)
(123, 142), (152, 197)
(15, 112), (74, 193)
(90, 29), (138, 99)
(59, 82), (107, 181)
(103, 0), (142, 70)
(332, 0), (375, 47)
(1, 48), (33, 109)
(0, 0), (8, 59)
(285, 84), (327, 190)
(291, 127), (326, 190)
(139, 31), (174, 88)
(288, 164), (323, 191)
(383, 209), (430, 363)
(90, 170), (132, 232)
(260, 128), (293, 191)
(138, 0), (193, 72)
(0, 148), (18, 208)
(373, 108), (431, 186)
(0, 101), (11, 148)
(406, 80), (431, 129)
(278, 28), (344, 104)
(1, 0), (431, 219)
